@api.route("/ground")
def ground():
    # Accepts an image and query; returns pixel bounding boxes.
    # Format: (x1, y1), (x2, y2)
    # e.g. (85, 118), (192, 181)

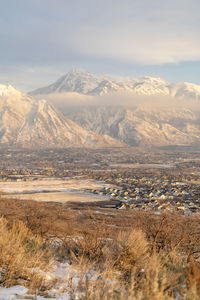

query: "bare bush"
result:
(0, 217), (53, 292)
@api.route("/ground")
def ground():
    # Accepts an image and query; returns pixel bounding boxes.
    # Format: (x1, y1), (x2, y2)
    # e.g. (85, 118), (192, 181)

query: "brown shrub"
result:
(1, 199), (200, 298)
(103, 229), (148, 276)
(0, 217), (53, 291)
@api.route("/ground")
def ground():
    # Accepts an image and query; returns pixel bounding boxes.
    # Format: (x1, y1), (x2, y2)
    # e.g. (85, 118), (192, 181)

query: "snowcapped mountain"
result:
(29, 69), (200, 147)
(132, 76), (170, 96)
(87, 80), (124, 96)
(0, 84), (124, 148)
(171, 82), (200, 100)
(0, 84), (22, 97)
(30, 69), (200, 99)
(30, 69), (102, 95)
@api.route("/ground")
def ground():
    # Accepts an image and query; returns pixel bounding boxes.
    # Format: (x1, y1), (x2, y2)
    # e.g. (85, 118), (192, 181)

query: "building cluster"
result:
(88, 172), (200, 215)
(0, 148), (199, 215)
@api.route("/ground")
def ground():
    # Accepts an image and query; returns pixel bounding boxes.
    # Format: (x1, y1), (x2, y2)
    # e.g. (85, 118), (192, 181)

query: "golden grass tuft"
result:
(0, 217), (53, 292)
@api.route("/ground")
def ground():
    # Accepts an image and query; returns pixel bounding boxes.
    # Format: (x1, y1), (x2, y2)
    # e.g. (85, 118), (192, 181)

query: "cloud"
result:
(37, 91), (200, 115)
(1, 0), (200, 89)
(69, 28), (200, 65)
(38, 92), (93, 111)
(1, 0), (200, 66)
(66, 0), (200, 65)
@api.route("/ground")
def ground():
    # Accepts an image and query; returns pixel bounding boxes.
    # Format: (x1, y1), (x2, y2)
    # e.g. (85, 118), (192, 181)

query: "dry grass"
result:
(0, 217), (53, 294)
(57, 210), (200, 299)
(1, 199), (200, 299)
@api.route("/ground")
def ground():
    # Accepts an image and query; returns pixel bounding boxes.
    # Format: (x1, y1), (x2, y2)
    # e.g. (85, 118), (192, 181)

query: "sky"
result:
(0, 0), (200, 91)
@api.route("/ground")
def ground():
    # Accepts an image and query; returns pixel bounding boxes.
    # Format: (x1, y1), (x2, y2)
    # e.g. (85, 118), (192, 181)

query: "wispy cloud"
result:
(38, 91), (200, 115)
(66, 0), (200, 65)
(0, 0), (200, 89)
(1, 0), (200, 65)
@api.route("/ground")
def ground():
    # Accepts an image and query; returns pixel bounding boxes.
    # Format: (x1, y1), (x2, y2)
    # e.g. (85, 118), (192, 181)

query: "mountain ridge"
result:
(30, 69), (200, 100)
(2, 69), (200, 148)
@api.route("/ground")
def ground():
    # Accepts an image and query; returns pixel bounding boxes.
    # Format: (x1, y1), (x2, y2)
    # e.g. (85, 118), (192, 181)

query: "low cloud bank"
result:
(36, 91), (200, 114)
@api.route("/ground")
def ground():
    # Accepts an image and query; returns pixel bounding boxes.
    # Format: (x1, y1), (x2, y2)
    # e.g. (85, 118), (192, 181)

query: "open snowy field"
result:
(0, 178), (110, 203)
(4, 191), (108, 203)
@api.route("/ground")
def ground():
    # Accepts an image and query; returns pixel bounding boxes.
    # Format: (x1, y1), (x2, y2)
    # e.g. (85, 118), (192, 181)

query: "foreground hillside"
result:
(1, 198), (200, 300)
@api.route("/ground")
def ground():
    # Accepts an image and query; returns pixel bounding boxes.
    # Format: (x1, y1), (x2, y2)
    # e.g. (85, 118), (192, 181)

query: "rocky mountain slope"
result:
(67, 106), (200, 147)
(0, 84), (123, 148)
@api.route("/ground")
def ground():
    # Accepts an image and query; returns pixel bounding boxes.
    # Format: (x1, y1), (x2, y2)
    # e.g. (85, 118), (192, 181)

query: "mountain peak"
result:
(0, 84), (21, 97)
(68, 68), (92, 75)
(30, 68), (101, 95)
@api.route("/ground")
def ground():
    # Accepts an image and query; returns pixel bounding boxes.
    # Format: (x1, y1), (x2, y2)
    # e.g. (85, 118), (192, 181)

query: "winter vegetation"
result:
(1, 198), (200, 299)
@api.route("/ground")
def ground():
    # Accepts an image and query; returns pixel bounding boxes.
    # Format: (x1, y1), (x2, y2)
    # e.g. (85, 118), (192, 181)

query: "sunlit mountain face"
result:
(30, 69), (200, 99)
(28, 69), (200, 147)
(0, 84), (124, 148)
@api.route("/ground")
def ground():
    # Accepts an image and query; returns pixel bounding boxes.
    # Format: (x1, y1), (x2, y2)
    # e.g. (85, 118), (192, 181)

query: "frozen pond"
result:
(0, 178), (110, 203)
(3, 191), (108, 203)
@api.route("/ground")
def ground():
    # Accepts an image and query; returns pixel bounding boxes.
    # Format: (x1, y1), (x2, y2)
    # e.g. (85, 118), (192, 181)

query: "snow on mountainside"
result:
(132, 76), (170, 96)
(31, 69), (102, 95)
(30, 69), (200, 99)
(0, 84), (124, 148)
(171, 82), (200, 100)
(88, 80), (124, 96)
(29, 69), (200, 147)
(67, 106), (200, 147)
(0, 84), (21, 97)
